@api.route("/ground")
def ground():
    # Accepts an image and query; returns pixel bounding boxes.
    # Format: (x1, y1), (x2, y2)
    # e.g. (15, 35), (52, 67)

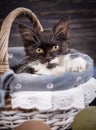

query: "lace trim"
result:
(11, 78), (96, 110)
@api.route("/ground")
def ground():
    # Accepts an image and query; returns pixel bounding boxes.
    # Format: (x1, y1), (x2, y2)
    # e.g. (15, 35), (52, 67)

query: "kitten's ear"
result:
(53, 18), (70, 39)
(19, 23), (34, 42)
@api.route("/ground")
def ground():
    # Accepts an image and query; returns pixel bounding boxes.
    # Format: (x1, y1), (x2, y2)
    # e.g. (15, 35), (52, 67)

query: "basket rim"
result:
(1, 48), (94, 91)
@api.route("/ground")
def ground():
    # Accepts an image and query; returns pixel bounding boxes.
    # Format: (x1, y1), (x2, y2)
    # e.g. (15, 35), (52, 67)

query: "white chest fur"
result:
(28, 54), (87, 75)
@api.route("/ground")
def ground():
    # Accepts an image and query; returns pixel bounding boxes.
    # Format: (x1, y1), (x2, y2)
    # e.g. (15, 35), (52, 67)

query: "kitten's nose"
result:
(45, 56), (52, 62)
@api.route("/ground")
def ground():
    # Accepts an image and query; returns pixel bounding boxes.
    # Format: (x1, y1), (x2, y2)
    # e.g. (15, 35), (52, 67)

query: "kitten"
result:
(15, 18), (87, 75)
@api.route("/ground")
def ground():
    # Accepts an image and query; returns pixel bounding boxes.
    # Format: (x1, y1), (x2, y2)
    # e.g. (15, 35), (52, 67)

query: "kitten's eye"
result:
(36, 48), (44, 54)
(52, 45), (60, 51)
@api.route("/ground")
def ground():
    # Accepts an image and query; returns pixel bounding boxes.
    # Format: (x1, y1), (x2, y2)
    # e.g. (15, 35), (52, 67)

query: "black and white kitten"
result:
(16, 19), (87, 75)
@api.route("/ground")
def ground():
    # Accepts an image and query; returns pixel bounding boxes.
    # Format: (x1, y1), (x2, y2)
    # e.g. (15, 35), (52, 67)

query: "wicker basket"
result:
(0, 7), (95, 130)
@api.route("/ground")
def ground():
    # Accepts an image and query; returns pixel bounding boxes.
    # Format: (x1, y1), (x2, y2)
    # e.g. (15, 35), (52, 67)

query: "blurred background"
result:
(0, 0), (96, 66)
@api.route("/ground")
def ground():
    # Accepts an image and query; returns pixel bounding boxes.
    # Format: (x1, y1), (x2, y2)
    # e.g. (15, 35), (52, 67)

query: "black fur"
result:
(14, 18), (71, 73)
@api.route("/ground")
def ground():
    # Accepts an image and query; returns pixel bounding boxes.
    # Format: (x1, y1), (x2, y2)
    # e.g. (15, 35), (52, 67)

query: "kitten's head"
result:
(19, 18), (71, 64)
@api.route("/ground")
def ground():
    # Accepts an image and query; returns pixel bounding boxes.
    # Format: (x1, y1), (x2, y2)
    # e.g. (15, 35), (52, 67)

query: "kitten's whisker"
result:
(15, 56), (29, 67)
(33, 38), (40, 45)
(54, 32), (62, 40)
(16, 60), (36, 73)
(52, 29), (67, 41)
(51, 36), (55, 42)
(16, 63), (29, 73)
(32, 33), (41, 44)
(51, 32), (60, 41)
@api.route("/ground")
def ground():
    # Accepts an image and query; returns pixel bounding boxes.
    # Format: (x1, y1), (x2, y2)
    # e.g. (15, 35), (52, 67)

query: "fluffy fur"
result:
(14, 18), (87, 75)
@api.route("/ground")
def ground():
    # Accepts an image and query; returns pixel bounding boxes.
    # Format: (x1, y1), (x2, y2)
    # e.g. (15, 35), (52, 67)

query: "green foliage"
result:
(72, 106), (96, 130)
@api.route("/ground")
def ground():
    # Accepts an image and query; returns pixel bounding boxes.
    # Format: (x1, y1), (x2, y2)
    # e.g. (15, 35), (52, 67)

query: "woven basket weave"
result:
(0, 7), (88, 130)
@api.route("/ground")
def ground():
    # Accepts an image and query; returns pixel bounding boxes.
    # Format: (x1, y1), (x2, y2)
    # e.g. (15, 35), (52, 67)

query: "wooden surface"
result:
(0, 0), (96, 65)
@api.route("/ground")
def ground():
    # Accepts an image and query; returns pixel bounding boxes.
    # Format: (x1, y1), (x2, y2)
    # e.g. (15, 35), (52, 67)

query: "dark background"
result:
(0, 0), (96, 65)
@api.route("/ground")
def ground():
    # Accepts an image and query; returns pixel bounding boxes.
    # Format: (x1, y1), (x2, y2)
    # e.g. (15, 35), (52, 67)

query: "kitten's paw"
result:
(66, 57), (87, 72)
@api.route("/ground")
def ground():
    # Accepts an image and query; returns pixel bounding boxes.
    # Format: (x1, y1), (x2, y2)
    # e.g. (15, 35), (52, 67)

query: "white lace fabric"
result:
(11, 78), (96, 111)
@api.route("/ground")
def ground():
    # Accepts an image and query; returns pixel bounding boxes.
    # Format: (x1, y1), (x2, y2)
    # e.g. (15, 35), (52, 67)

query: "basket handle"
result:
(0, 7), (43, 76)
